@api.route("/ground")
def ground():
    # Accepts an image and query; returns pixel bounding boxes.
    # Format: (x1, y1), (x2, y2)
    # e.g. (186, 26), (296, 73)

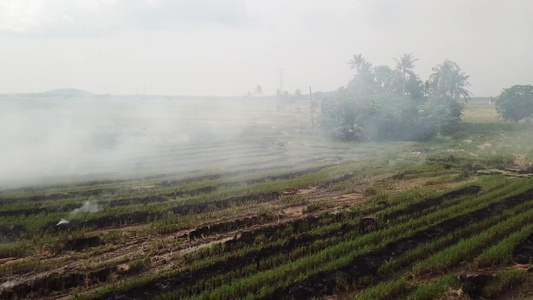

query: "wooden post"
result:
(309, 86), (314, 129)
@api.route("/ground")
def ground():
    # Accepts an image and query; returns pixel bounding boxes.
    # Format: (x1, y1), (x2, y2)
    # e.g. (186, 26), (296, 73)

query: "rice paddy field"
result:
(1, 99), (533, 299)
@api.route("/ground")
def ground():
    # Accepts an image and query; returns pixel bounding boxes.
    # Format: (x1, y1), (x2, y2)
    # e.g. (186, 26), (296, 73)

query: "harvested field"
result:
(2, 101), (533, 300)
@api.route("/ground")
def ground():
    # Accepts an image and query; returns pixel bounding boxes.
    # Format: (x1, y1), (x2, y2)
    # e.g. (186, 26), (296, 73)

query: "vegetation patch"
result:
(3, 102), (533, 299)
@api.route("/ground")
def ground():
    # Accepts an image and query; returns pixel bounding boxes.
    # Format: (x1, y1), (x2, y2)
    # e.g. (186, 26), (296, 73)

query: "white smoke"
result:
(56, 199), (100, 226)
(69, 200), (100, 219)
(57, 218), (69, 226)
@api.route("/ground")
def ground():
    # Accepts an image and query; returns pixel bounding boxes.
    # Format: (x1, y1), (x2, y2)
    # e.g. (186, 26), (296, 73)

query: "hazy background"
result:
(0, 92), (304, 190)
(0, 0), (532, 96)
(1, 0), (532, 188)
(0, 96), (294, 187)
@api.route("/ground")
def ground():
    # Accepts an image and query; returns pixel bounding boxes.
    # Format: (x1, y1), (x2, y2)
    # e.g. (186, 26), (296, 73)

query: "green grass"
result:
(355, 277), (408, 300)
(474, 224), (533, 268)
(4, 102), (533, 299)
(406, 274), (461, 300)
(411, 206), (533, 276)
(483, 269), (526, 298)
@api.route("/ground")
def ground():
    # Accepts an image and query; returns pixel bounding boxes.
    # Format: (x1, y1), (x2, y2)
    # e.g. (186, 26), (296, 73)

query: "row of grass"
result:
(149, 178), (530, 299)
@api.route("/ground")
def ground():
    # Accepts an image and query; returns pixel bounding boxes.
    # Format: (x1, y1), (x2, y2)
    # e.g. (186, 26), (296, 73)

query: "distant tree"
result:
(254, 85), (263, 96)
(321, 87), (359, 140)
(373, 65), (396, 93)
(348, 54), (372, 75)
(394, 54), (418, 96)
(425, 60), (471, 133)
(405, 74), (425, 102)
(428, 60), (471, 101)
(347, 54), (376, 96)
(321, 89), (436, 141)
(322, 53), (472, 141)
(295, 89), (302, 98)
(495, 85), (533, 122)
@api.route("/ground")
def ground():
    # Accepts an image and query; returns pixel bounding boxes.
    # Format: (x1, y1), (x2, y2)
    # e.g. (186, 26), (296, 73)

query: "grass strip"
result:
(411, 206), (533, 276)
(474, 224), (533, 268)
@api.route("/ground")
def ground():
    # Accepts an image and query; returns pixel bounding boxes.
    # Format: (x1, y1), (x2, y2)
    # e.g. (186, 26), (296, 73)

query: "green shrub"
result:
(495, 85), (533, 122)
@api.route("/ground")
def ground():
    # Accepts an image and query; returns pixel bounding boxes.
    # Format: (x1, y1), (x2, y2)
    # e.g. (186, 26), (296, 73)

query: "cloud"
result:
(0, 0), (253, 37)
(121, 0), (252, 31)
(0, 1), (532, 96)
(0, 0), (122, 37)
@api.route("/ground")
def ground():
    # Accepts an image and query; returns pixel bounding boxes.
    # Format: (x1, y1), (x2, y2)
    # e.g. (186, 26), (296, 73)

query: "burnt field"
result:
(1, 100), (533, 299)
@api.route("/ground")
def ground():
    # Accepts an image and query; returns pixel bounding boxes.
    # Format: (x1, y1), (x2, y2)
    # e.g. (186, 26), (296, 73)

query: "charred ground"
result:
(1, 101), (533, 299)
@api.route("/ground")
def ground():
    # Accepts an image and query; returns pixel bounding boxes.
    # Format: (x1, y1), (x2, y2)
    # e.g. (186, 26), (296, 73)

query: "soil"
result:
(41, 211), (163, 233)
(1, 170), (530, 299)
(93, 215), (359, 300)
(0, 225), (26, 244)
(477, 168), (533, 178)
(459, 274), (493, 300)
(477, 142), (493, 150)
(283, 206), (304, 218)
(64, 236), (103, 252)
(513, 232), (533, 264)
(358, 217), (377, 234)
(0, 163), (333, 220)
(1, 267), (112, 300)
(0, 188), (112, 206)
(436, 288), (469, 300)
(3, 192), (351, 299)
(38, 191), (281, 233)
(385, 185), (481, 220)
(296, 186), (318, 195)
(261, 189), (533, 300)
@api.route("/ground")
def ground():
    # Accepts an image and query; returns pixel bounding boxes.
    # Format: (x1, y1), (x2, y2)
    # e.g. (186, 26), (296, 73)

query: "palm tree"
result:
(347, 54), (375, 95)
(373, 65), (403, 95)
(349, 54), (372, 75)
(428, 60), (471, 101)
(393, 53), (418, 96)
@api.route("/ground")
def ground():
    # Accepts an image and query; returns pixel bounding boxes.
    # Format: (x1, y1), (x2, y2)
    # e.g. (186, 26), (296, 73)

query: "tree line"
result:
(321, 53), (471, 141)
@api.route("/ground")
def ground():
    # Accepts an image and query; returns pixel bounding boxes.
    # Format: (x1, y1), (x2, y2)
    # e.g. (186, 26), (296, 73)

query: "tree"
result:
(373, 65), (397, 94)
(348, 54), (372, 75)
(405, 74), (425, 102)
(254, 85), (262, 96)
(322, 53), (471, 141)
(425, 60), (471, 133)
(321, 89), (436, 141)
(428, 60), (471, 101)
(321, 87), (359, 140)
(393, 53), (418, 96)
(495, 85), (533, 122)
(347, 54), (376, 96)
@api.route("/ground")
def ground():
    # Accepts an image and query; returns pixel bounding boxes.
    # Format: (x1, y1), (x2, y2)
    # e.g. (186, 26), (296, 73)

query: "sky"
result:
(0, 0), (532, 97)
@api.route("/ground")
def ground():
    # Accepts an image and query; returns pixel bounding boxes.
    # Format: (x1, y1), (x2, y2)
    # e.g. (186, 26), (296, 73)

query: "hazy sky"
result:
(0, 0), (531, 96)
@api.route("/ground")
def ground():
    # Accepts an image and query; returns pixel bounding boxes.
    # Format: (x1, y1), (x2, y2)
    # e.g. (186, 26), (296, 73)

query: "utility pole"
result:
(278, 68), (284, 95)
(309, 86), (314, 130)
